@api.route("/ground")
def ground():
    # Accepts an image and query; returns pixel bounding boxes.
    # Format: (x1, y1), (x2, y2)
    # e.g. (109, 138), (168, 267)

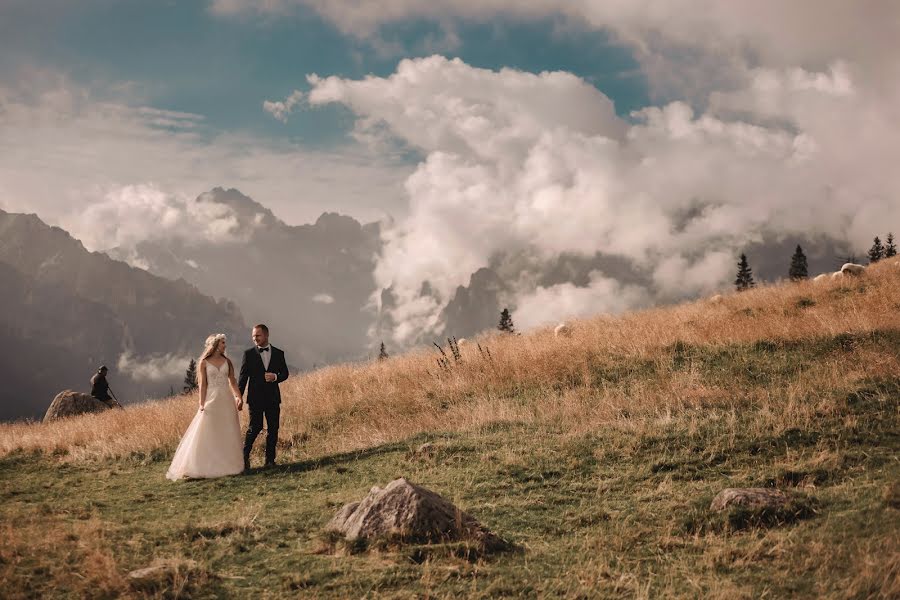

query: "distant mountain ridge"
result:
(107, 188), (383, 370)
(0, 209), (246, 421)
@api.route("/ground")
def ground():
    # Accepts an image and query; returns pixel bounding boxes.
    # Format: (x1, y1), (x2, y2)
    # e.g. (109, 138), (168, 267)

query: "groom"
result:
(239, 323), (289, 470)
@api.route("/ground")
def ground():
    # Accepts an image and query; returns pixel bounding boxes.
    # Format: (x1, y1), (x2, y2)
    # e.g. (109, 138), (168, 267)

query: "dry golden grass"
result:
(2, 259), (899, 464)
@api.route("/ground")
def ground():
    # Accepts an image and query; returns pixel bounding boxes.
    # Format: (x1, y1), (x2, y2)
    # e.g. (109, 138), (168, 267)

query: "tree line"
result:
(737, 232), (896, 292)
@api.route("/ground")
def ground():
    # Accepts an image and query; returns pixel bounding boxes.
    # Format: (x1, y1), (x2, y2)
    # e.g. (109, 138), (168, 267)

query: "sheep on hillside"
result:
(812, 273), (829, 283)
(840, 263), (866, 276)
(708, 294), (724, 303)
(831, 271), (844, 280)
(457, 338), (467, 346)
(554, 322), (573, 338)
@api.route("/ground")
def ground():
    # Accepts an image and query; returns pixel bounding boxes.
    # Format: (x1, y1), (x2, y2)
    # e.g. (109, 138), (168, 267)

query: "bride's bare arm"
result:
(198, 359), (208, 410)
(227, 358), (243, 409)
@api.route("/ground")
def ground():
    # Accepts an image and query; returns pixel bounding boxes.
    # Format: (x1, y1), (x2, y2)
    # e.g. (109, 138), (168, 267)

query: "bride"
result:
(166, 334), (245, 480)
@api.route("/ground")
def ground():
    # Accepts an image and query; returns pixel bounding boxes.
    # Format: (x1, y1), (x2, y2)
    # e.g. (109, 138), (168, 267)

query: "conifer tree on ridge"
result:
(498, 308), (515, 333)
(884, 232), (897, 258)
(735, 253), (756, 292)
(867, 236), (885, 264)
(789, 245), (808, 281)
(183, 359), (198, 392)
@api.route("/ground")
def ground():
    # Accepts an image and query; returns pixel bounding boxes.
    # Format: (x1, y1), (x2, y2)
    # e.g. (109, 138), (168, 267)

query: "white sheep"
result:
(831, 271), (844, 280)
(708, 294), (723, 303)
(554, 322), (573, 338)
(812, 273), (829, 283)
(840, 263), (866, 276)
(456, 338), (467, 346)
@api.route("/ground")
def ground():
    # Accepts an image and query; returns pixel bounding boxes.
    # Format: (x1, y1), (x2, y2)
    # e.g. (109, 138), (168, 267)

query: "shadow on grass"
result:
(681, 492), (819, 535)
(244, 440), (412, 477)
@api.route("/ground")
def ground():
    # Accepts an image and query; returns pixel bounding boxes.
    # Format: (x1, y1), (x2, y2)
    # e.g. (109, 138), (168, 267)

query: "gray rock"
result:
(326, 477), (508, 552)
(43, 390), (117, 422)
(710, 488), (789, 512)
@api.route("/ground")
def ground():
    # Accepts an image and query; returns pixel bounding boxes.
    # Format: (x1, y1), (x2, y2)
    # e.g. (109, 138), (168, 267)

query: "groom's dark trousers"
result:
(239, 346), (289, 464)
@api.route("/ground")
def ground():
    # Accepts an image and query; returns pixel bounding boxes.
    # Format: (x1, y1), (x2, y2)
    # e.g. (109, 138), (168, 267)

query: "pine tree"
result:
(788, 245), (808, 281)
(498, 308), (515, 333)
(183, 359), (198, 392)
(867, 236), (885, 264)
(885, 232), (897, 258)
(378, 341), (389, 361)
(734, 253), (755, 292)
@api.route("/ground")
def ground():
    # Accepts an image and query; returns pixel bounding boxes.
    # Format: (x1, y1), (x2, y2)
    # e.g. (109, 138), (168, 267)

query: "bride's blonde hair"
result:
(199, 333), (234, 379)
(200, 333), (227, 363)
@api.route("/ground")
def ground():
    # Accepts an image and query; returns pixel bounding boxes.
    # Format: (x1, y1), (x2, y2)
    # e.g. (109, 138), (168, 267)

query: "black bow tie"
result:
(258, 347), (269, 353)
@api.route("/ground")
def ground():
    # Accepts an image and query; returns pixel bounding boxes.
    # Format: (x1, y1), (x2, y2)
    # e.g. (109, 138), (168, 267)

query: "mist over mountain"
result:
(106, 188), (382, 370)
(101, 188), (860, 357)
(0, 188), (867, 423)
(0, 209), (246, 421)
(413, 234), (857, 341)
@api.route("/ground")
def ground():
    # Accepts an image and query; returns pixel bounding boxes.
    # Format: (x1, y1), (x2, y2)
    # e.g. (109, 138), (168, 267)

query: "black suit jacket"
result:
(238, 346), (289, 407)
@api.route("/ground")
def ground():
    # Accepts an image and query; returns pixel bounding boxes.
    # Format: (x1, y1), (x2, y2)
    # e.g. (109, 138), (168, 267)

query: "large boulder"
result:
(326, 477), (509, 552)
(43, 390), (117, 422)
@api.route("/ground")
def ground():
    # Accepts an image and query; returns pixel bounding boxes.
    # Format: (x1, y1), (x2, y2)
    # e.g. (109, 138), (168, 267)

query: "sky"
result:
(0, 0), (646, 227)
(2, 1), (899, 338)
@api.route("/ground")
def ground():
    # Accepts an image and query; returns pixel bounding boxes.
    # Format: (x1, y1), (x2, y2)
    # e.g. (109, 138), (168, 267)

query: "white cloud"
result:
(66, 184), (248, 251)
(209, 1), (900, 74)
(0, 70), (412, 244)
(118, 351), (192, 383)
(263, 89), (304, 123)
(306, 54), (900, 343)
(515, 271), (651, 330)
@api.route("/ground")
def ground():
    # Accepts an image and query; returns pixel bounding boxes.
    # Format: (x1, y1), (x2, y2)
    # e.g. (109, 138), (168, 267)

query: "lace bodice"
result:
(205, 360), (229, 382)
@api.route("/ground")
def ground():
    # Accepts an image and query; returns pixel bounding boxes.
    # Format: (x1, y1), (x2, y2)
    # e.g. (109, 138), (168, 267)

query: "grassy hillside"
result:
(1, 261), (899, 598)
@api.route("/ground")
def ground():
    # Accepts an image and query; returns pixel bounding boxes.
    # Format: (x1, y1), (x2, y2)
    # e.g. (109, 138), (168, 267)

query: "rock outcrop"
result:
(43, 390), (118, 422)
(326, 477), (509, 552)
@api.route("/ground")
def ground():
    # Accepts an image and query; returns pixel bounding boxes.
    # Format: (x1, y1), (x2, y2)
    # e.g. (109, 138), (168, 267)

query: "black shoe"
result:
(243, 459), (251, 472)
(264, 461), (276, 469)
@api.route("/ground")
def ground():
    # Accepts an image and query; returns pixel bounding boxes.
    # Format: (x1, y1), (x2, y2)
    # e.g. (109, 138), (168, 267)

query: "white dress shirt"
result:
(257, 345), (272, 370)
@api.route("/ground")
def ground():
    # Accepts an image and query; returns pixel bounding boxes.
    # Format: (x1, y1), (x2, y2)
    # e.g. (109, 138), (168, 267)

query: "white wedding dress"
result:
(166, 361), (244, 480)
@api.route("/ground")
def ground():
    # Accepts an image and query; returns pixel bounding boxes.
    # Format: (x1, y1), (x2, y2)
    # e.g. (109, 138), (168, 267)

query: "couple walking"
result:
(166, 324), (289, 480)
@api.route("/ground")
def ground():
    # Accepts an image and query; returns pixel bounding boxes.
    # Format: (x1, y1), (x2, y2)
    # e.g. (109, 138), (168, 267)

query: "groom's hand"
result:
(264, 373), (277, 383)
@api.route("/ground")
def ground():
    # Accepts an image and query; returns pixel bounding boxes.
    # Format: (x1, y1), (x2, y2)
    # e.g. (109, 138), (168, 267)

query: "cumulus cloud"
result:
(515, 272), (651, 330)
(263, 89), (304, 122)
(66, 184), (249, 251)
(0, 70), (412, 244)
(118, 351), (193, 383)
(306, 53), (900, 343)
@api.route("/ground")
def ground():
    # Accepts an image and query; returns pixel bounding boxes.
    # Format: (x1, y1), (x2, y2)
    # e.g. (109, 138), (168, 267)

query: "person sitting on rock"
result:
(90, 366), (119, 407)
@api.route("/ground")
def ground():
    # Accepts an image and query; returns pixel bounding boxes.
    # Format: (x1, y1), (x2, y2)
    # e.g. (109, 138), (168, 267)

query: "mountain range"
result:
(0, 209), (246, 421)
(106, 188), (383, 370)
(1, 188), (862, 422)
